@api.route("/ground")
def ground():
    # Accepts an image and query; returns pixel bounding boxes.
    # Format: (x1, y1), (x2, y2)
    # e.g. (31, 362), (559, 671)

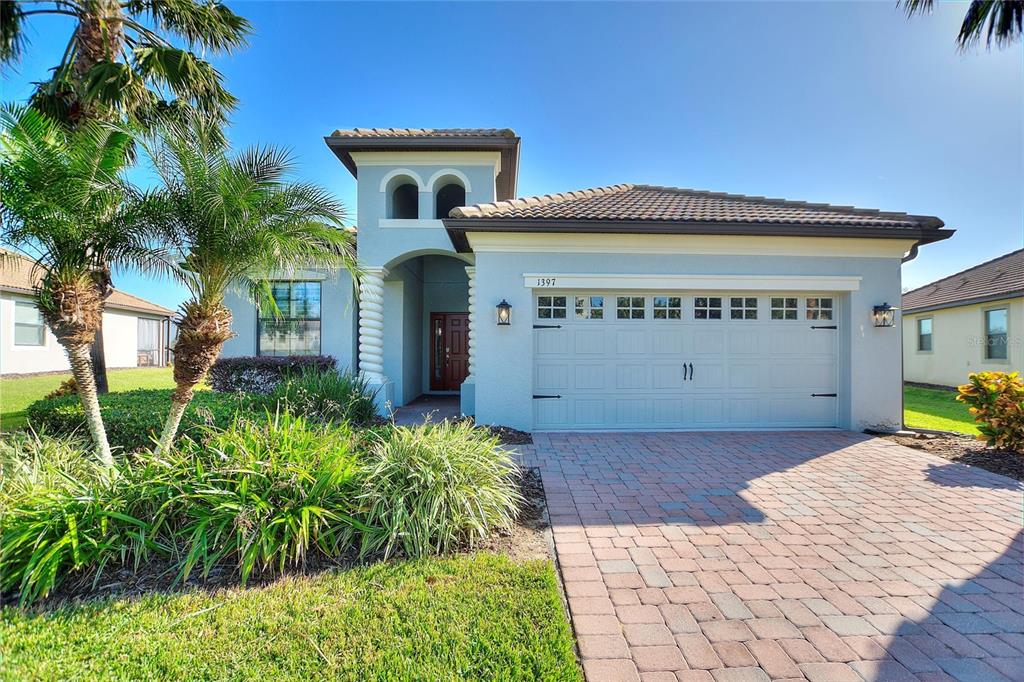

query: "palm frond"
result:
(123, 0), (252, 53)
(0, 0), (26, 66)
(901, 0), (1023, 49)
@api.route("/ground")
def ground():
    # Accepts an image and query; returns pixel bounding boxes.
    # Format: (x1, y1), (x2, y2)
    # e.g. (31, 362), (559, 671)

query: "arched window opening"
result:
(435, 182), (466, 219)
(389, 181), (419, 219)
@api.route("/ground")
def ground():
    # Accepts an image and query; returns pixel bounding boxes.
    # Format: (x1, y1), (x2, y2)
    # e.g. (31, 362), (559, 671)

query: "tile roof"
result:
(0, 250), (174, 317)
(902, 248), (1023, 313)
(328, 127), (517, 139)
(449, 183), (936, 228)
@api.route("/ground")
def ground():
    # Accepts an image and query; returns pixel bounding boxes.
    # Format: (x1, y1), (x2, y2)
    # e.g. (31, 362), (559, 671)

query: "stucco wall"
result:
(220, 269), (357, 372)
(902, 297), (1022, 387)
(472, 250), (905, 432)
(1, 292), (164, 375)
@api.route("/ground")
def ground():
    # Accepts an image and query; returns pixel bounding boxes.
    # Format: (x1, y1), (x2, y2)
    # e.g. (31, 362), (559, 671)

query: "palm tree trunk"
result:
(66, 342), (114, 467)
(156, 389), (191, 454)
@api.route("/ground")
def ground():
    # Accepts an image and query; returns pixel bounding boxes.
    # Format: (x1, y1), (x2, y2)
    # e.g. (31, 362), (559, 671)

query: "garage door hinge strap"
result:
(811, 393), (838, 398)
(810, 325), (838, 330)
(533, 324), (562, 329)
(533, 394), (562, 399)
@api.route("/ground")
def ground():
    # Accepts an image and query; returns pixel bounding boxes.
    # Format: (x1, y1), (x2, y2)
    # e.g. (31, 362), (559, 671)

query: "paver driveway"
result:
(517, 432), (1023, 682)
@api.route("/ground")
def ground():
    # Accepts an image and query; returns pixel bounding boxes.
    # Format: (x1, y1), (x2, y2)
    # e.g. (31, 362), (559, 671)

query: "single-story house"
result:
(221, 127), (953, 432)
(1, 250), (175, 375)
(902, 249), (1021, 387)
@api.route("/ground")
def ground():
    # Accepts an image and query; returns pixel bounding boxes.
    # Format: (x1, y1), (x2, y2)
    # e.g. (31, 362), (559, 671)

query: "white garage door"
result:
(533, 292), (839, 430)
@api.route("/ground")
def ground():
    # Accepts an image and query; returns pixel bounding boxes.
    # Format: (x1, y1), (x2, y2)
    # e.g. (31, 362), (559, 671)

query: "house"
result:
(221, 127), (953, 432)
(1, 250), (175, 375)
(902, 249), (1022, 387)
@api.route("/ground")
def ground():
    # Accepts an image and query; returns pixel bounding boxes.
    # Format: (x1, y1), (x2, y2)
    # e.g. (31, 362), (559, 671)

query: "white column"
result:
(358, 266), (387, 383)
(465, 266), (476, 379)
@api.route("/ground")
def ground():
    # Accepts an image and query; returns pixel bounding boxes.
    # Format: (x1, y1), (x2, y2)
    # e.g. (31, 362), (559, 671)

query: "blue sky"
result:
(3, 1), (1021, 311)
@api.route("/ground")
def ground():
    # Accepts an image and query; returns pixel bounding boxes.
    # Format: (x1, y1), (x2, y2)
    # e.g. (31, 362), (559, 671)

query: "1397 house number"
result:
(535, 277), (557, 287)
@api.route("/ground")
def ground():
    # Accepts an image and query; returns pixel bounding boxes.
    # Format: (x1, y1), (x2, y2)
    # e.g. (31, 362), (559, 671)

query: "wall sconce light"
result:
(496, 299), (512, 326)
(872, 303), (896, 328)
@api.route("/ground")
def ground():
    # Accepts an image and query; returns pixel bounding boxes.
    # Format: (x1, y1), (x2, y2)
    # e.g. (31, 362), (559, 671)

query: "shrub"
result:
(168, 412), (366, 583)
(43, 377), (77, 400)
(957, 371), (1024, 452)
(0, 456), (159, 605)
(207, 356), (337, 394)
(262, 367), (377, 426)
(358, 421), (523, 559)
(26, 389), (245, 453)
(0, 430), (99, 505)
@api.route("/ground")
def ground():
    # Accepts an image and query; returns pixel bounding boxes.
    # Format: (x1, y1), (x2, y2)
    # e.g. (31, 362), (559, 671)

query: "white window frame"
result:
(652, 295), (683, 320)
(770, 296), (799, 321)
(13, 300), (47, 347)
(983, 307), (1009, 362)
(574, 295), (604, 320)
(729, 297), (758, 321)
(693, 296), (723, 320)
(917, 317), (933, 353)
(805, 297), (834, 321)
(616, 295), (646, 320)
(536, 295), (568, 320)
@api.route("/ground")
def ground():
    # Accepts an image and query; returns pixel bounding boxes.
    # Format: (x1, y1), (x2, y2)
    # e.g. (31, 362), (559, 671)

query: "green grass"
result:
(0, 367), (176, 431)
(0, 553), (581, 681)
(904, 385), (979, 435)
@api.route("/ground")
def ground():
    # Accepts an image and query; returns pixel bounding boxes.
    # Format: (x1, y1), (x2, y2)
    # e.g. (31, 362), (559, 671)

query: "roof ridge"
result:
(902, 248), (1024, 298)
(632, 184), (926, 223)
(329, 127), (517, 138)
(450, 183), (636, 218)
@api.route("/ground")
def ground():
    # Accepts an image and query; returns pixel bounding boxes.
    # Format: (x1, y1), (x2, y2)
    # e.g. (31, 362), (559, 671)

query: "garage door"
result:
(533, 292), (839, 430)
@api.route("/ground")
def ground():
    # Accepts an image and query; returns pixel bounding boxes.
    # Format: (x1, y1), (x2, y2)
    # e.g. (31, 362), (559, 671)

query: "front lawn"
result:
(0, 367), (176, 431)
(904, 384), (979, 435)
(0, 553), (581, 681)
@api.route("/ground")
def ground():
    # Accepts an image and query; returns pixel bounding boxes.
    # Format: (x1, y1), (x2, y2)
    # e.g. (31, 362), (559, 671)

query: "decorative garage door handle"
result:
(811, 393), (838, 397)
(532, 394), (562, 399)
(689, 363), (694, 381)
(682, 362), (694, 381)
(810, 325), (838, 330)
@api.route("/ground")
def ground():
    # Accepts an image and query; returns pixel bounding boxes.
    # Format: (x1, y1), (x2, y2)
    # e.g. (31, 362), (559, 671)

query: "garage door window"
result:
(537, 296), (567, 319)
(730, 297), (758, 320)
(806, 297), (833, 321)
(771, 297), (798, 320)
(575, 296), (604, 320)
(617, 296), (646, 319)
(653, 296), (682, 320)
(693, 297), (722, 320)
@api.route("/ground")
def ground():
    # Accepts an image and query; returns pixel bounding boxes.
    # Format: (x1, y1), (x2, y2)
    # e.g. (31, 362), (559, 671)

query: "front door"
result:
(430, 312), (469, 391)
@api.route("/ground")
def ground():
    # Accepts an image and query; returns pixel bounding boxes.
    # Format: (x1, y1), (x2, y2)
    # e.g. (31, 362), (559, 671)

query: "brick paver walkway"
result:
(517, 432), (1023, 682)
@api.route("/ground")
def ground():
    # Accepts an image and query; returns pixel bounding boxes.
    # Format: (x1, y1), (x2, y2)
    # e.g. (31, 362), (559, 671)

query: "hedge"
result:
(26, 389), (247, 453)
(207, 356), (337, 394)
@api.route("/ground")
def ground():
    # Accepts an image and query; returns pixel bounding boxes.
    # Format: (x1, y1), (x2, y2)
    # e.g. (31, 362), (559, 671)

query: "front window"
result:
(617, 296), (645, 319)
(918, 318), (933, 352)
(537, 296), (567, 319)
(985, 308), (1008, 360)
(574, 296), (604, 319)
(693, 297), (722, 320)
(653, 296), (682, 320)
(14, 300), (45, 346)
(771, 297), (798, 320)
(258, 281), (322, 356)
(806, 297), (833, 321)
(730, 297), (758, 320)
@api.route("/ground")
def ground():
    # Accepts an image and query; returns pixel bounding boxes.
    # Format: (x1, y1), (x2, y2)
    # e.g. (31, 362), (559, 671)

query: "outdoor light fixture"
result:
(496, 299), (512, 326)
(872, 303), (896, 328)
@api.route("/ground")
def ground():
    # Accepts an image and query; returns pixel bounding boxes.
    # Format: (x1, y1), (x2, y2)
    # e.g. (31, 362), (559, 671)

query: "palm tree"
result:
(0, 106), (167, 466)
(0, 0), (250, 132)
(1, 0), (250, 393)
(902, 1), (1023, 49)
(140, 128), (357, 453)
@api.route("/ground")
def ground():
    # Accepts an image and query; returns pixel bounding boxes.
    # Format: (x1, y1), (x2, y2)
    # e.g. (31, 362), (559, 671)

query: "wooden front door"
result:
(430, 313), (469, 391)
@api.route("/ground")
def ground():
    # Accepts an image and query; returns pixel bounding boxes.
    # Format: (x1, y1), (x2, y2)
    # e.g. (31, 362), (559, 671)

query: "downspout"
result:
(898, 241), (921, 430)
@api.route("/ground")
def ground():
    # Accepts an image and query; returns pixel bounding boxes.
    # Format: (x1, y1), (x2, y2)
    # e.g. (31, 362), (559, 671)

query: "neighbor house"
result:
(221, 128), (953, 432)
(1, 250), (174, 375)
(902, 249), (1022, 387)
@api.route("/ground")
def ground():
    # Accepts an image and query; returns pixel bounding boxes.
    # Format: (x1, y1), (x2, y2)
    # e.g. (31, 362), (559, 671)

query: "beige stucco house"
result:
(902, 249), (1022, 387)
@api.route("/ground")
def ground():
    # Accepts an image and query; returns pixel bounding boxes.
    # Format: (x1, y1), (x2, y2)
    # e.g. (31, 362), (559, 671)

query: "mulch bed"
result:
(884, 432), (1024, 482)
